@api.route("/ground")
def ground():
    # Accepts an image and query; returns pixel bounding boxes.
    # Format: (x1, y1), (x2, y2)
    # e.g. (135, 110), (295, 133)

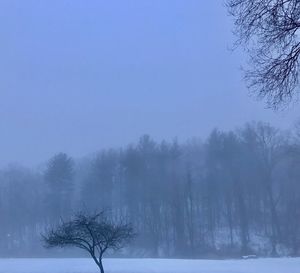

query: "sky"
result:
(0, 0), (299, 167)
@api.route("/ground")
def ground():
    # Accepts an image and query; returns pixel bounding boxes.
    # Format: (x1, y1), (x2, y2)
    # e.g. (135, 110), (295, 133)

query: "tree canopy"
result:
(227, 0), (300, 108)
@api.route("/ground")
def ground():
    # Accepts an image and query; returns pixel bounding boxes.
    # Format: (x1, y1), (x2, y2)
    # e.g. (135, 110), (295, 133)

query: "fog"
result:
(1, 0), (300, 263)
(0, 1), (299, 167)
(2, 123), (300, 258)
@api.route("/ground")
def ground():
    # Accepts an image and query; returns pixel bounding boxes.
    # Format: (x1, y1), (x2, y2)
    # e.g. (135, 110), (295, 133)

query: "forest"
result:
(1, 121), (300, 258)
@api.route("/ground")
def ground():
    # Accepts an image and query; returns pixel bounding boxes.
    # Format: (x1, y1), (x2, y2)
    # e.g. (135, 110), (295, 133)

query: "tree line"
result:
(1, 121), (300, 258)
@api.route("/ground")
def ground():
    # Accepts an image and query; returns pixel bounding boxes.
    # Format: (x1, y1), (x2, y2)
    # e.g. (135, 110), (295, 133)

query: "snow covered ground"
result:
(0, 258), (299, 273)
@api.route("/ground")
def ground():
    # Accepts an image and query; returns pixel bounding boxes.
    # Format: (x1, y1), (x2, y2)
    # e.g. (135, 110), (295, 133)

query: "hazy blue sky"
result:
(0, 0), (299, 167)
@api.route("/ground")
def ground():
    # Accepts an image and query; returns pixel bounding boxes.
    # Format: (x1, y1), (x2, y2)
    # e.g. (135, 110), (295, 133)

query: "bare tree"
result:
(42, 211), (135, 273)
(227, 0), (300, 108)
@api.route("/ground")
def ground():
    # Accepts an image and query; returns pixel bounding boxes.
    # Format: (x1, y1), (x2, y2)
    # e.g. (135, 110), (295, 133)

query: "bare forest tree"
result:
(44, 153), (74, 221)
(227, 0), (300, 107)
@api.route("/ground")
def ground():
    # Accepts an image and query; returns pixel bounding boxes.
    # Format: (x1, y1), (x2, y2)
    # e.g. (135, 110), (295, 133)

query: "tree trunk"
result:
(90, 253), (105, 273)
(98, 259), (104, 273)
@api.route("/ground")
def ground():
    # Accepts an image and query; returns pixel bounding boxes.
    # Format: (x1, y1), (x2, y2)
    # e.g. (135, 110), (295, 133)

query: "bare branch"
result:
(227, 0), (300, 108)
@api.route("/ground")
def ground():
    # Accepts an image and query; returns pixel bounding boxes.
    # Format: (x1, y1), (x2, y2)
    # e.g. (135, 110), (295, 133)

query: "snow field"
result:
(0, 258), (299, 273)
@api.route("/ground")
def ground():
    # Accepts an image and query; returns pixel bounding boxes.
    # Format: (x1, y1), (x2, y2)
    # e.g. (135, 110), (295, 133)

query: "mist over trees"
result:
(1, 121), (300, 258)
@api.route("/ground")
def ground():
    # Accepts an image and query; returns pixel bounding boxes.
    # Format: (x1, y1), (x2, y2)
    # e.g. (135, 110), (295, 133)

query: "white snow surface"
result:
(0, 258), (299, 273)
